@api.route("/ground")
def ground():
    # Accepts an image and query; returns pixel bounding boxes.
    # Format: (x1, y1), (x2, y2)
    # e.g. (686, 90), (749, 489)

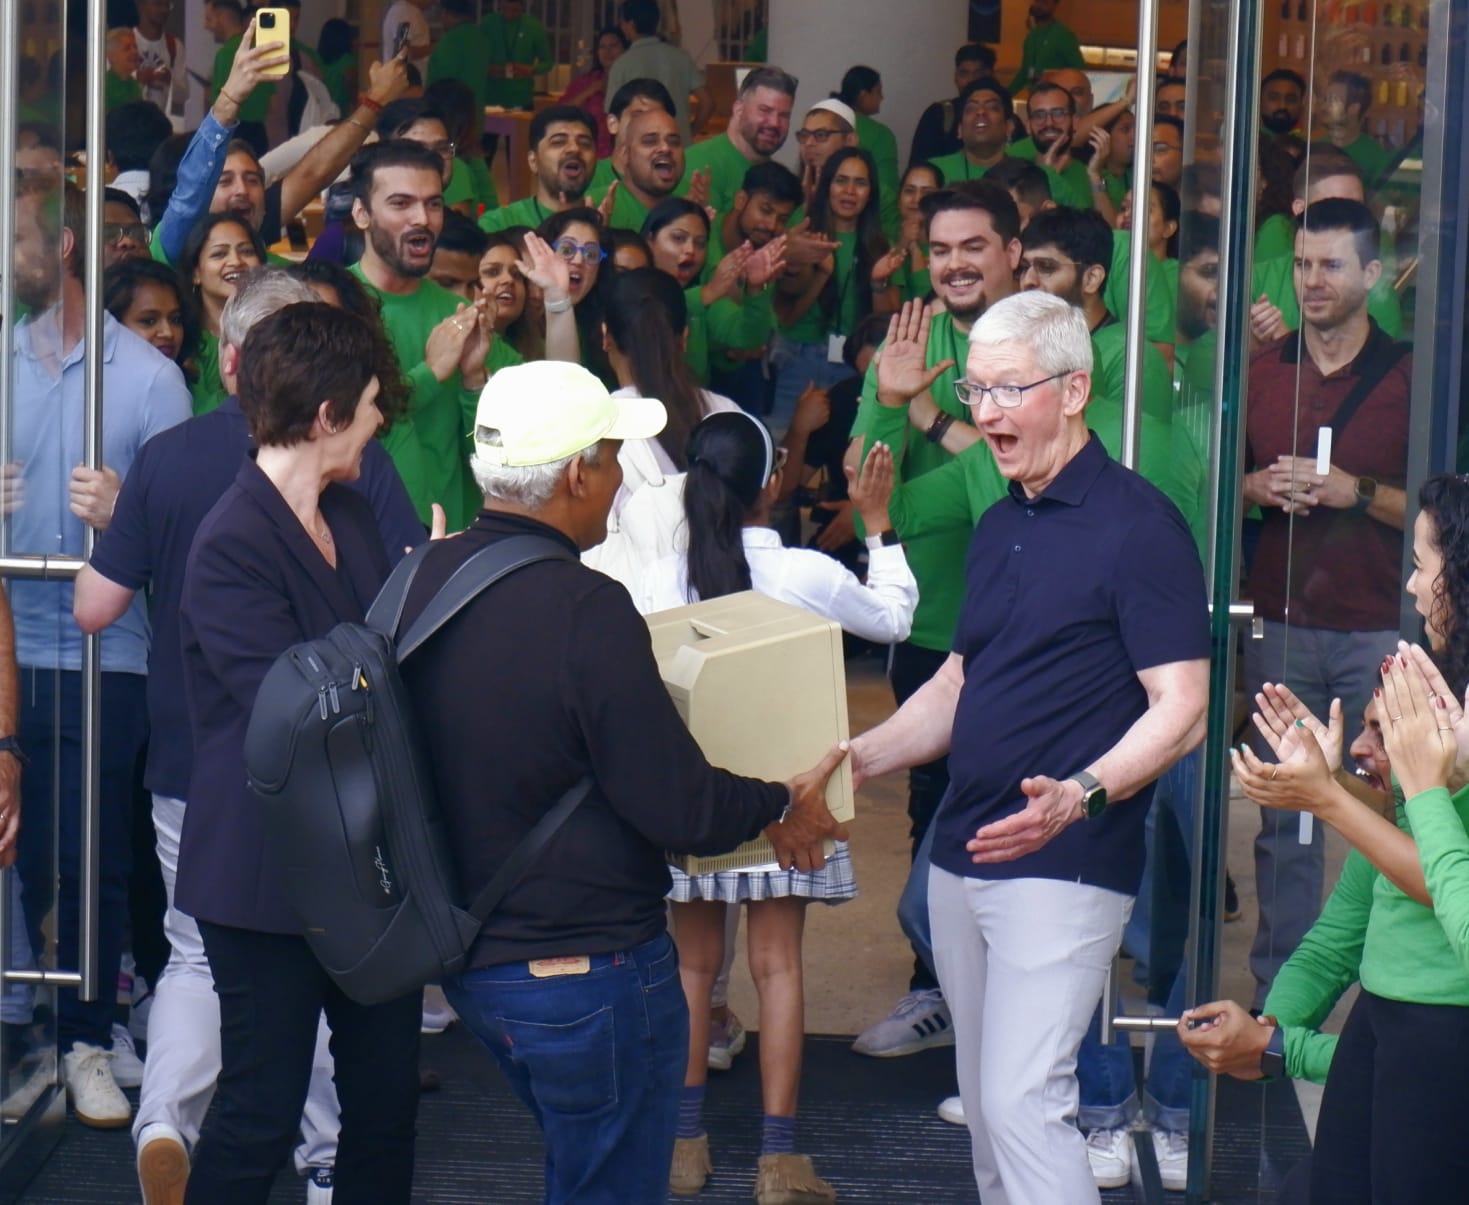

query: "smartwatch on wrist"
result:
(1068, 770), (1107, 819)
(925, 411), (954, 445)
(0, 736), (27, 767)
(864, 529), (901, 550)
(1259, 1015), (1286, 1079)
(1354, 476), (1377, 511)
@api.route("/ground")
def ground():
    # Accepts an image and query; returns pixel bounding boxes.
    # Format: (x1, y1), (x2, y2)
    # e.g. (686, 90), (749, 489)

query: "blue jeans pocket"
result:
(497, 1003), (619, 1117)
(640, 938), (680, 993)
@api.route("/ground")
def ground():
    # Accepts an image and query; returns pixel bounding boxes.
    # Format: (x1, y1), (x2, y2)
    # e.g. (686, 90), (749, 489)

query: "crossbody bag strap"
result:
(1324, 340), (1412, 444)
(466, 776), (595, 923)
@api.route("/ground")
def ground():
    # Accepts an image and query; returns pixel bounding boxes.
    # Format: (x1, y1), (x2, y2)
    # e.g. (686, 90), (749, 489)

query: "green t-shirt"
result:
(319, 57), (354, 110)
(1006, 138), (1092, 209)
(682, 133), (757, 217)
(428, 21), (492, 112)
(461, 157), (499, 212)
(779, 230), (859, 343)
(479, 194), (557, 234)
(891, 250), (932, 303)
(856, 113), (901, 242)
(190, 331), (227, 417)
(350, 265), (480, 530)
(927, 150), (1000, 186)
(1325, 132), (1393, 188)
(1254, 213), (1296, 264)
(213, 35), (276, 124)
(1105, 230), (1177, 346)
(1090, 320), (1173, 425)
(684, 285), (775, 384)
(589, 157), (620, 195)
(481, 13), (551, 110)
(850, 311), (973, 651)
(105, 71), (143, 112)
(592, 182), (652, 233)
(1251, 251), (1404, 338)
(1010, 20), (1085, 95)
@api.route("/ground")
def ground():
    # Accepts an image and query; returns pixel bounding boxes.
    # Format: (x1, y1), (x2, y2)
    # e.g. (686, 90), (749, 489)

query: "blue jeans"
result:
(897, 809), (938, 983)
(769, 335), (851, 437)
(1076, 752), (1200, 1132)
(445, 932), (689, 1205)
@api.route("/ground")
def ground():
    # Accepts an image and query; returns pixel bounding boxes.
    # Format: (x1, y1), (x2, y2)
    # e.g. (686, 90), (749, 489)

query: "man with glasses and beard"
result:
(1006, 80), (1090, 208)
(350, 140), (492, 531)
(479, 105), (599, 234)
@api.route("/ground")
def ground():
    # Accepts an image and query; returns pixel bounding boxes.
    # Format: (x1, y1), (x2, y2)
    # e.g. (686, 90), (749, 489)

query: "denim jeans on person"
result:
(444, 932), (689, 1205)
(1077, 751), (1200, 1132)
(769, 334), (851, 438)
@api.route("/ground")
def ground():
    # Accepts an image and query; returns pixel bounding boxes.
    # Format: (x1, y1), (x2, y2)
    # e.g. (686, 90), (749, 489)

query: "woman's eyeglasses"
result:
(552, 238), (607, 264)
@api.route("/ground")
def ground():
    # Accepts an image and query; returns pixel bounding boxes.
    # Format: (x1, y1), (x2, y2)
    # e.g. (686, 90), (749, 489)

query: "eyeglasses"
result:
(552, 238), (607, 264)
(104, 223), (150, 246)
(1028, 107), (1072, 122)
(428, 140), (457, 159)
(1152, 141), (1181, 155)
(1018, 255), (1081, 277)
(954, 371), (1073, 409)
(794, 128), (841, 145)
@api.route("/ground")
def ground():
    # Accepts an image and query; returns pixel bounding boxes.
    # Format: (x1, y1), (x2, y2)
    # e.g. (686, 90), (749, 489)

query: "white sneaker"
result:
(111, 1022), (145, 1089)
(63, 1041), (131, 1128)
(852, 988), (955, 1057)
(937, 1094), (966, 1126)
(420, 985), (457, 1035)
(1151, 1129), (1188, 1192)
(1085, 1126), (1133, 1189)
(136, 1121), (189, 1205)
(1, 1046), (57, 1120)
(305, 1165), (335, 1204)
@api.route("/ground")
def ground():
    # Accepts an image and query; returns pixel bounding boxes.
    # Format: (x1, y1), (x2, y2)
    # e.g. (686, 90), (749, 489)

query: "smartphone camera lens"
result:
(260, 12), (274, 26)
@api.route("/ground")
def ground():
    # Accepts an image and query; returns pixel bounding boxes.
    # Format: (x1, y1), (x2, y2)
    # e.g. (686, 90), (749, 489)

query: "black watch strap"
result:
(0, 736), (28, 767)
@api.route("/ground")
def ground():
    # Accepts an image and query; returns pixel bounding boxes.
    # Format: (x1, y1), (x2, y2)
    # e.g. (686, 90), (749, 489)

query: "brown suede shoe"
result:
(670, 1133), (713, 1196)
(754, 1153), (837, 1204)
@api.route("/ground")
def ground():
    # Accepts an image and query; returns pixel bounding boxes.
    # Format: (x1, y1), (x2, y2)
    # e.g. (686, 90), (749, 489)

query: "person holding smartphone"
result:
(381, 0), (432, 67)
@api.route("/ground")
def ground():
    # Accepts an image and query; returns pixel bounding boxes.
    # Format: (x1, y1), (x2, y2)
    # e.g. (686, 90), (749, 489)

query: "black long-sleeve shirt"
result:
(400, 511), (790, 968)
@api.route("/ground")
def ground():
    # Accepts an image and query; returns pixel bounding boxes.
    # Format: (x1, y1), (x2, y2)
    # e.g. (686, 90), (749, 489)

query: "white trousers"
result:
(928, 866), (1133, 1205)
(134, 794), (341, 1172)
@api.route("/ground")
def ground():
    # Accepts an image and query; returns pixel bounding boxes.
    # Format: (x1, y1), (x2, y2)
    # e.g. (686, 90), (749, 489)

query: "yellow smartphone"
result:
(255, 7), (291, 78)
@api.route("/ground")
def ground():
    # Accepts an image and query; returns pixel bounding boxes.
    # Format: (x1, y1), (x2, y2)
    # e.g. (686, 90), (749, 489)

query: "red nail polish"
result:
(1374, 688), (1381, 697)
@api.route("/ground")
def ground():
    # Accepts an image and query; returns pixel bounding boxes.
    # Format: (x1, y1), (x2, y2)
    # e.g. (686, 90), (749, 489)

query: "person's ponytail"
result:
(681, 412), (774, 602)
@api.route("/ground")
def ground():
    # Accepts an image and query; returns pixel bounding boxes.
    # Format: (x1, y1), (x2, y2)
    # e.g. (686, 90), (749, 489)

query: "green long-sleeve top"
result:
(1264, 784), (1469, 1083)
(683, 286), (775, 385)
(856, 114), (901, 243)
(481, 12), (551, 111)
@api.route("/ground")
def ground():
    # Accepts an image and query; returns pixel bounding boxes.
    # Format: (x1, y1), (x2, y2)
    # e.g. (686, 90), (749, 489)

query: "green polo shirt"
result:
(1090, 320), (1173, 424)
(350, 265), (480, 530)
(478, 194), (557, 234)
(856, 113), (901, 242)
(105, 71), (143, 112)
(850, 311), (973, 652)
(190, 332), (227, 417)
(481, 12), (551, 110)
(213, 35), (276, 124)
(682, 133), (757, 216)
(1322, 133), (1393, 188)
(1251, 252), (1403, 337)
(1105, 231), (1177, 346)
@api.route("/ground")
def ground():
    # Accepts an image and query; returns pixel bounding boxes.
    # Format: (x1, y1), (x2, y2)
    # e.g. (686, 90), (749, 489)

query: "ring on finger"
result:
(1269, 764), (1278, 780)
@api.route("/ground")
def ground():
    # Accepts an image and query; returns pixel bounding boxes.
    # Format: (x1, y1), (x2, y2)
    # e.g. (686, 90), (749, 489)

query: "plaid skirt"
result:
(666, 839), (857, 905)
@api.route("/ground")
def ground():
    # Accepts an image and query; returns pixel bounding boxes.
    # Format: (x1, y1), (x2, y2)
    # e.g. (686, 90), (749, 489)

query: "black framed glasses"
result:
(954, 371), (1073, 410)
(794, 128), (842, 145)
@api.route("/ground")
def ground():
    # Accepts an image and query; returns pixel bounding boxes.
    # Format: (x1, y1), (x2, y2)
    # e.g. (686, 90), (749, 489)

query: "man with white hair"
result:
(394, 360), (848, 1201)
(846, 291), (1210, 1203)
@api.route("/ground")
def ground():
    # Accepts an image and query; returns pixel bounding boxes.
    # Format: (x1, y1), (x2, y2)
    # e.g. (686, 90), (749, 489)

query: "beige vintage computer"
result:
(645, 591), (855, 874)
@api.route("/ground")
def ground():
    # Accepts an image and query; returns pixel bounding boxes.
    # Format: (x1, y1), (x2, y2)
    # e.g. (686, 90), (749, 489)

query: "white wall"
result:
(767, 0), (969, 172)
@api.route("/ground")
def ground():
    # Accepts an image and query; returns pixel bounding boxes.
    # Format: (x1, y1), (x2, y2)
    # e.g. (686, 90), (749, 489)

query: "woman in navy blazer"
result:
(177, 303), (420, 1203)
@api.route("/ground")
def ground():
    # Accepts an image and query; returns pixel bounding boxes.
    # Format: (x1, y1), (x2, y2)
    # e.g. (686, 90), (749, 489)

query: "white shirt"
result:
(382, 1), (430, 62)
(133, 27), (186, 120)
(639, 526), (918, 645)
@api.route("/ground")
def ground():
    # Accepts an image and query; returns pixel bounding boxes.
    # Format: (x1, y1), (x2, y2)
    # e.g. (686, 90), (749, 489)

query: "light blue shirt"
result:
(8, 309), (192, 672)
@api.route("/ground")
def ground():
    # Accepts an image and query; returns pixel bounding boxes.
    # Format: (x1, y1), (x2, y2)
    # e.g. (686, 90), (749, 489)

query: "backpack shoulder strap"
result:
(394, 534), (575, 662)
(364, 540), (438, 640)
(466, 775), (595, 923)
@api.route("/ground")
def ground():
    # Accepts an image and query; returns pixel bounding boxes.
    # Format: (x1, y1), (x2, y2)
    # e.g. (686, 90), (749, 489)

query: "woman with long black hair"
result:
(636, 412), (914, 1203)
(770, 146), (893, 434)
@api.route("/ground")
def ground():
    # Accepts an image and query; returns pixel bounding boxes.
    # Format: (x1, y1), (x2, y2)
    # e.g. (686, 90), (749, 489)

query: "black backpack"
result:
(244, 534), (592, 1005)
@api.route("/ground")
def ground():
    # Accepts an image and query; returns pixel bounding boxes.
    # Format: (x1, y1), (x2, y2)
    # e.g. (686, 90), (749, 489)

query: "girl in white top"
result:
(637, 410), (916, 1201)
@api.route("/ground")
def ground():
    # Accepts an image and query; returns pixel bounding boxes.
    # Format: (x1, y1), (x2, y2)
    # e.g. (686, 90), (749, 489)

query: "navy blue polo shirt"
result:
(89, 397), (425, 800)
(932, 434), (1209, 895)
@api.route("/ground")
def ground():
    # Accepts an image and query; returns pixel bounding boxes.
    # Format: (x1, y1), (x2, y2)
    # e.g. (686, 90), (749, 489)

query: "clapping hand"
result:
(744, 235), (788, 290)
(1398, 641), (1469, 788)
(845, 442), (897, 536)
(783, 218), (842, 267)
(686, 167), (711, 209)
(704, 243), (753, 305)
(1252, 683), (1343, 773)
(1379, 650), (1456, 799)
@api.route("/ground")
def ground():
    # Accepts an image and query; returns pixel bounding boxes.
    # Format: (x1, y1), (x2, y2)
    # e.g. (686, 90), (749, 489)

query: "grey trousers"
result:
(1243, 620), (1397, 1007)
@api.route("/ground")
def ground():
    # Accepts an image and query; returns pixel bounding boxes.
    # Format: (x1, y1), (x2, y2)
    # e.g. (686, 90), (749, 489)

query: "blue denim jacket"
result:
(155, 109), (235, 265)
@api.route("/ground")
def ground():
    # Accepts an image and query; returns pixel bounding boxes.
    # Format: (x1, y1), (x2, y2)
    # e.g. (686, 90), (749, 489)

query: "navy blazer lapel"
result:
(234, 460), (359, 619)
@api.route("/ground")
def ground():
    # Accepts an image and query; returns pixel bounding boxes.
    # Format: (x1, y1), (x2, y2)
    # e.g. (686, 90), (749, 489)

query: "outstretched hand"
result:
(966, 775), (1079, 862)
(515, 231), (572, 300)
(1252, 683), (1343, 773)
(874, 301), (955, 407)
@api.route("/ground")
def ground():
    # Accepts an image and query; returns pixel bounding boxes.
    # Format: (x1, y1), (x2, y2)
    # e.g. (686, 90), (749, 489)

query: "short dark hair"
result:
(1021, 207), (1114, 286)
(1292, 145), (1361, 200)
(1027, 80), (1074, 113)
(738, 66), (799, 101)
(836, 65), (881, 107)
(641, 197), (709, 242)
(106, 100), (173, 174)
(1154, 113), (1185, 140)
(437, 208), (489, 257)
(603, 226), (653, 267)
(145, 132), (190, 226)
(1178, 211), (1221, 265)
(374, 97), (447, 141)
(1299, 196), (1380, 269)
(843, 310), (890, 369)
(956, 43), (997, 72)
(238, 303), (382, 448)
(104, 186), (142, 221)
(1262, 68), (1307, 95)
(103, 256), (199, 365)
(530, 104), (596, 148)
(350, 139), (445, 206)
(620, 0), (660, 35)
(539, 205), (605, 246)
(1329, 70), (1373, 114)
(983, 158), (1052, 211)
(920, 179), (1021, 245)
(607, 77), (676, 120)
(958, 78), (1014, 123)
(317, 17), (356, 63)
(1157, 74), (1188, 94)
(739, 160), (802, 208)
(206, 0), (244, 18)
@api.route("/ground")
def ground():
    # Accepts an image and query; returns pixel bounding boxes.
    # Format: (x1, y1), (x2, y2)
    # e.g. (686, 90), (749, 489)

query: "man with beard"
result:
(1315, 70), (1392, 189)
(351, 140), (493, 531)
(1009, 0), (1085, 97)
(929, 80), (1023, 188)
(846, 182), (1020, 1063)
(8, 178), (191, 1130)
(592, 106), (685, 231)
(910, 43), (997, 167)
(683, 66), (798, 215)
(1005, 80), (1090, 208)
(478, 105), (598, 234)
(1262, 69), (1306, 137)
(1155, 76), (1188, 123)
(1241, 198), (1410, 1011)
(795, 99), (859, 203)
